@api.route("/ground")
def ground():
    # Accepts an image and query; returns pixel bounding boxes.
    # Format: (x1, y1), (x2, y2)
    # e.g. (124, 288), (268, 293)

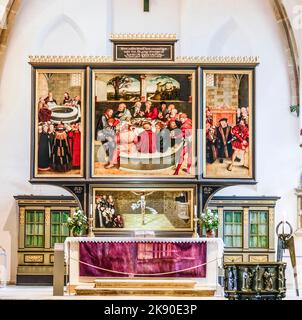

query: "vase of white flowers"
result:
(66, 209), (88, 237)
(199, 209), (219, 238)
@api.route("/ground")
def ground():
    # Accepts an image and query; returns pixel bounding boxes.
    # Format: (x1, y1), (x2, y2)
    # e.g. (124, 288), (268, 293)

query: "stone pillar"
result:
(53, 243), (64, 296)
(140, 74), (146, 102)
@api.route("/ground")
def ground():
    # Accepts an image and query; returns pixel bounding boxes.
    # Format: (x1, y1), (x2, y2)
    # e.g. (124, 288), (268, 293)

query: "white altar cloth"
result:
(64, 237), (224, 291)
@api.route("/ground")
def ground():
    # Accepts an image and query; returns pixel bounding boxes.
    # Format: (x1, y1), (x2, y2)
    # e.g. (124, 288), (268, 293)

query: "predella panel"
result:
(92, 187), (195, 232)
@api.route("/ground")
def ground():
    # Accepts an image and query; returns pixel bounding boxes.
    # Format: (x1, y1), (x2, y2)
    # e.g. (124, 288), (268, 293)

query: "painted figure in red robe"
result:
(173, 113), (193, 175)
(227, 118), (249, 171)
(136, 121), (157, 154)
(71, 123), (81, 168)
(38, 102), (52, 123)
(144, 101), (159, 120)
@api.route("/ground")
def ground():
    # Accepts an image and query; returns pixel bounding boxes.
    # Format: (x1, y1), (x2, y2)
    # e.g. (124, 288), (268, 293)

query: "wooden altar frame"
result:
(28, 51), (259, 238)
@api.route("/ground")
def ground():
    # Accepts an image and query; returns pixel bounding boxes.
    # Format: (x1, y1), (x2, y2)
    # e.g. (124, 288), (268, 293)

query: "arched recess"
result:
(34, 14), (86, 54)
(271, 0), (300, 110)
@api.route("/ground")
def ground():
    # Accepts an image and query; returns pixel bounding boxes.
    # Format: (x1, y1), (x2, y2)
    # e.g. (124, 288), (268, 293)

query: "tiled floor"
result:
(0, 286), (301, 300)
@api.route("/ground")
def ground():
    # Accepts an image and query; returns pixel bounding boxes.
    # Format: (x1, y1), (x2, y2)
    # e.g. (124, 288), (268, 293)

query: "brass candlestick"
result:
(87, 217), (94, 238)
(192, 217), (199, 238)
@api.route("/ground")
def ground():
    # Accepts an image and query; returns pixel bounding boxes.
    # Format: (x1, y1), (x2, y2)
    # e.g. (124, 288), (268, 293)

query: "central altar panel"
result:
(92, 186), (195, 232)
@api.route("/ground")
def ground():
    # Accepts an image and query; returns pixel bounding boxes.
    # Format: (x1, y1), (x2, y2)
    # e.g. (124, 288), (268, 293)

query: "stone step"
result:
(94, 279), (196, 289)
(75, 285), (215, 297)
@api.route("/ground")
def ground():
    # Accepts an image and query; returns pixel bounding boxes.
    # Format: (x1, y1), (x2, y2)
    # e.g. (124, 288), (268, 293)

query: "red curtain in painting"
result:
(79, 241), (207, 278)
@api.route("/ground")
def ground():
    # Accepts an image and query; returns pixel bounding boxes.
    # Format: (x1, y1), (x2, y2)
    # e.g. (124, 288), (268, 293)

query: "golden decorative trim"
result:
(24, 254), (44, 263)
(19, 210), (25, 225)
(28, 55), (259, 65)
(29, 55), (113, 64)
(224, 256), (243, 263)
(176, 56), (259, 64)
(249, 255), (268, 263)
(110, 33), (177, 41)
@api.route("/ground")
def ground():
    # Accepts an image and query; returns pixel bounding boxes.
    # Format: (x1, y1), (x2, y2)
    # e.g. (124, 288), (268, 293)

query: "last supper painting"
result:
(34, 70), (85, 178)
(92, 70), (196, 178)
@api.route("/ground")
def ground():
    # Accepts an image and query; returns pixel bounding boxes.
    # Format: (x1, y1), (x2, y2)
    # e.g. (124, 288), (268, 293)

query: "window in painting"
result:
(249, 210), (269, 248)
(223, 210), (243, 248)
(25, 210), (45, 247)
(50, 210), (70, 247)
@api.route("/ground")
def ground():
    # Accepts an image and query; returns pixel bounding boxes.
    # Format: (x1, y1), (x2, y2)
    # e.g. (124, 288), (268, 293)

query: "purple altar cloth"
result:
(79, 241), (207, 278)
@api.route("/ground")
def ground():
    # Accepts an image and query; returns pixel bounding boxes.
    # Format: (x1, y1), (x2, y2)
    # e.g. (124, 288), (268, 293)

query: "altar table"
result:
(65, 237), (224, 290)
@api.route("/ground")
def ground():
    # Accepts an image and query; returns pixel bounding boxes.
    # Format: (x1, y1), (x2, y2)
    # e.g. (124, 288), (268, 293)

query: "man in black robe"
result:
(216, 118), (233, 163)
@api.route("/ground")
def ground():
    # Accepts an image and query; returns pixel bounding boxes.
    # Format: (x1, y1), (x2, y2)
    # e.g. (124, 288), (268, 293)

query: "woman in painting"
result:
(63, 92), (71, 105)
(45, 92), (57, 107)
(206, 126), (218, 164)
(51, 123), (72, 172)
(38, 101), (52, 123)
(227, 118), (249, 171)
(38, 124), (51, 171)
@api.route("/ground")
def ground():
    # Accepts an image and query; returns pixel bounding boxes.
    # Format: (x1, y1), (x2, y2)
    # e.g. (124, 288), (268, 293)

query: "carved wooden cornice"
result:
(29, 55), (260, 65)
(110, 33), (178, 41)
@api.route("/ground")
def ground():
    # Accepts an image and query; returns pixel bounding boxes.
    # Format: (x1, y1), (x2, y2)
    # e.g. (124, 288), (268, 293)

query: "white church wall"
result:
(0, 0), (301, 288)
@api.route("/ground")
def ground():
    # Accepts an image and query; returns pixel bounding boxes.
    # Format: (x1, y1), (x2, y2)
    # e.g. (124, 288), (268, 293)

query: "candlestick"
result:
(194, 205), (197, 218)
(88, 203), (94, 238)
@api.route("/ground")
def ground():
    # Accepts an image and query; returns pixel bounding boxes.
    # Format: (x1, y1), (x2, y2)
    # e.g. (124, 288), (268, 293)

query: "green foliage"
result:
(290, 105), (299, 116)
(198, 208), (219, 231)
(65, 209), (88, 236)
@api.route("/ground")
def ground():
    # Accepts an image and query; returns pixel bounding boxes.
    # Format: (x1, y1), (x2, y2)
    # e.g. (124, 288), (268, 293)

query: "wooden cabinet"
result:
(14, 196), (78, 285)
(208, 196), (279, 263)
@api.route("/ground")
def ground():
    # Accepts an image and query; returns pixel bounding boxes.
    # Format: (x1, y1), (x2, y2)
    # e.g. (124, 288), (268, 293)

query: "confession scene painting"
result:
(204, 70), (253, 179)
(92, 70), (195, 178)
(93, 188), (194, 231)
(35, 70), (84, 177)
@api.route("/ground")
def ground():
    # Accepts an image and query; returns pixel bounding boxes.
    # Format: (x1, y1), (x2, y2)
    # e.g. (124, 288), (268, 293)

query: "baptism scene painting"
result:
(204, 70), (253, 179)
(93, 187), (194, 231)
(34, 70), (84, 178)
(92, 70), (195, 178)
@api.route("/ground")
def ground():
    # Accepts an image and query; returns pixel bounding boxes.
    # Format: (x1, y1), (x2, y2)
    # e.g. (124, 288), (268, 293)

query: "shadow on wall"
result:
(2, 202), (18, 284)
(34, 14), (87, 55)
